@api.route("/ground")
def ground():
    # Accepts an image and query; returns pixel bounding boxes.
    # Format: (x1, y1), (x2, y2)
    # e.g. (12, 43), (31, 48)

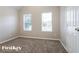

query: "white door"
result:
(65, 7), (79, 52)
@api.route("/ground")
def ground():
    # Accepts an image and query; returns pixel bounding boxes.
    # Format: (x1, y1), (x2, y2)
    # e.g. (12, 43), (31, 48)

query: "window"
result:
(23, 14), (32, 31)
(41, 12), (52, 32)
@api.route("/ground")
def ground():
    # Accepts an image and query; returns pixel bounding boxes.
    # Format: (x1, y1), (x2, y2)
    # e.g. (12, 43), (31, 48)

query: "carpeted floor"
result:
(0, 37), (67, 53)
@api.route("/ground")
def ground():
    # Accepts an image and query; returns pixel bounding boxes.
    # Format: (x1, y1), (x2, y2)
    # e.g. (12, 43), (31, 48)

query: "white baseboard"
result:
(19, 35), (59, 40)
(0, 36), (19, 44)
(59, 40), (69, 53)
(0, 35), (59, 44)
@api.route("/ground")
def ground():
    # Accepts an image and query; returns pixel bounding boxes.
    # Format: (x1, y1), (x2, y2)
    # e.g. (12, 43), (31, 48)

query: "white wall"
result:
(0, 6), (79, 53)
(19, 6), (60, 39)
(0, 7), (19, 43)
(60, 7), (79, 53)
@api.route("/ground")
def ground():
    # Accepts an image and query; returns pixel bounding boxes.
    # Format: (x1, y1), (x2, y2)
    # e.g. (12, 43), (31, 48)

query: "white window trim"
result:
(23, 14), (32, 31)
(41, 12), (52, 32)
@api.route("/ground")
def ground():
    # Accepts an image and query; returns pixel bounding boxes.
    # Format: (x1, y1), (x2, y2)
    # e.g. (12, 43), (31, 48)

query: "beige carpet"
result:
(0, 37), (67, 53)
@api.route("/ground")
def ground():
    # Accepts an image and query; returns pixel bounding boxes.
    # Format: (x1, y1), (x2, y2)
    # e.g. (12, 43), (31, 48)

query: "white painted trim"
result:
(0, 35), (59, 44)
(0, 36), (19, 44)
(19, 35), (59, 40)
(59, 40), (69, 53)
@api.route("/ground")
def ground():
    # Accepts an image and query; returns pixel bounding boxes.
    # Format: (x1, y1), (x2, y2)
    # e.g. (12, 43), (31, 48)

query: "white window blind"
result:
(41, 12), (52, 32)
(23, 14), (32, 31)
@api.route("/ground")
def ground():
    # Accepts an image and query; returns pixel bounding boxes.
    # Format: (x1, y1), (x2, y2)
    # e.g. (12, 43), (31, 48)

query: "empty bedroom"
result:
(0, 6), (79, 53)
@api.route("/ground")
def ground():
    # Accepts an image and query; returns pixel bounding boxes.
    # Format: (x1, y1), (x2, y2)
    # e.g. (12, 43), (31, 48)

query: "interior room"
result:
(0, 6), (79, 53)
